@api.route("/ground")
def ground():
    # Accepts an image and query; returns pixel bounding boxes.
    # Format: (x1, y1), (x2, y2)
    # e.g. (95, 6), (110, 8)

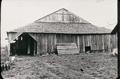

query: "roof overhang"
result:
(111, 25), (118, 34)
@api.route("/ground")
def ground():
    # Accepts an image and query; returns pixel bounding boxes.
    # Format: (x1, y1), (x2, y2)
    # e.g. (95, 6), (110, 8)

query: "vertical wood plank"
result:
(77, 35), (80, 52)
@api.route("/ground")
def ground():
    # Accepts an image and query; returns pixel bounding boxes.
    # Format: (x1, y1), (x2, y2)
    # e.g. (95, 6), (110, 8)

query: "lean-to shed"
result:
(7, 8), (117, 55)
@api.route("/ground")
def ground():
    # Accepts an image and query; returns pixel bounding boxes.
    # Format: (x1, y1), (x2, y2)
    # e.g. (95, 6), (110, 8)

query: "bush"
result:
(1, 46), (9, 63)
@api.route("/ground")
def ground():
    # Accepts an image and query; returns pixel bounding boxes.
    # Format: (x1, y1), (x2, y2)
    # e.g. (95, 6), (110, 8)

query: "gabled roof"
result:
(9, 22), (111, 34)
(35, 8), (89, 23)
(8, 8), (111, 34)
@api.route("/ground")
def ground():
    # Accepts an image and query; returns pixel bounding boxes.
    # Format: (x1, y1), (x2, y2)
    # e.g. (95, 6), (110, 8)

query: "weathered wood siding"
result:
(29, 33), (56, 55)
(28, 33), (117, 55)
(36, 8), (87, 23)
(111, 34), (118, 49)
(8, 33), (117, 55)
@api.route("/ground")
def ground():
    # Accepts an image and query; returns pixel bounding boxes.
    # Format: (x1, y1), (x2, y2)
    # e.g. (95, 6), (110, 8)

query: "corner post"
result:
(117, 0), (120, 78)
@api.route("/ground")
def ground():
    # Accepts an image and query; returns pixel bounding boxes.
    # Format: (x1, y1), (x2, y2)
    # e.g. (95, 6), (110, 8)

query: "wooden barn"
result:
(7, 8), (117, 56)
(112, 24), (120, 78)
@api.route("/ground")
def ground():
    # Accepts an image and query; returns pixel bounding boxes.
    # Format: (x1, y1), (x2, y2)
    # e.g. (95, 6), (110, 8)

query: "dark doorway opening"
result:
(85, 46), (91, 53)
(10, 33), (37, 56)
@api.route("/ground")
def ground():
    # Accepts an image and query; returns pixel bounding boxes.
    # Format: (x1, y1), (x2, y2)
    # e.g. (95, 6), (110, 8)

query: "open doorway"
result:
(85, 46), (91, 53)
(10, 33), (37, 56)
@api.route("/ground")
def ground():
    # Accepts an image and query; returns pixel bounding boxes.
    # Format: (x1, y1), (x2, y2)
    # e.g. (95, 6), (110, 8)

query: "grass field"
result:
(1, 52), (117, 79)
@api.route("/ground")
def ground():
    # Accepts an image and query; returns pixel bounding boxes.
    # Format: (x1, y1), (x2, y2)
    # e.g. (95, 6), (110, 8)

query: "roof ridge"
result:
(34, 8), (66, 22)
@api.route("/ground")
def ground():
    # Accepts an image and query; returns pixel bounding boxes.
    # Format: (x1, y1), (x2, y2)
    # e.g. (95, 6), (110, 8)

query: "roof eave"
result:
(111, 25), (118, 34)
(7, 31), (111, 35)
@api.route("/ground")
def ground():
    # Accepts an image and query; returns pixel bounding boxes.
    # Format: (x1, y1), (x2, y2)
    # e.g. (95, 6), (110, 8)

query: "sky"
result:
(1, 0), (117, 46)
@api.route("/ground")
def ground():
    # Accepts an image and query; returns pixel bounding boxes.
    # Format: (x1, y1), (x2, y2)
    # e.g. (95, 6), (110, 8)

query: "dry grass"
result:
(1, 52), (117, 79)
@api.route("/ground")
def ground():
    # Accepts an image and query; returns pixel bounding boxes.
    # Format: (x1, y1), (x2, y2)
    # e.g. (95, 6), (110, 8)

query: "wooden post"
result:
(83, 36), (85, 52)
(7, 43), (10, 56)
(77, 35), (80, 52)
(118, 0), (120, 78)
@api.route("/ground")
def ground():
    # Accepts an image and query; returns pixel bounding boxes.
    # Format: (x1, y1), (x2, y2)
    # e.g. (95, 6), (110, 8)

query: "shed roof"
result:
(8, 8), (111, 34)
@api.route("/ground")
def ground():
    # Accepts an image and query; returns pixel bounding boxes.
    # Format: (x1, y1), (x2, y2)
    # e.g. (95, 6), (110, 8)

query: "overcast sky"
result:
(1, 0), (117, 46)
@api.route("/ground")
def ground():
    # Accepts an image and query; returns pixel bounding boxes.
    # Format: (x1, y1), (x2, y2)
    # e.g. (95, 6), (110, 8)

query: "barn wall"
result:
(56, 34), (117, 53)
(111, 34), (118, 49)
(29, 33), (117, 55)
(7, 33), (117, 55)
(29, 33), (56, 55)
(56, 34), (77, 44)
(77, 34), (117, 52)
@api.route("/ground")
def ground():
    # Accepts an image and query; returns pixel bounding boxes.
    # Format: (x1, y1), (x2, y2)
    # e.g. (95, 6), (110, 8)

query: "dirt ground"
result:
(2, 53), (117, 79)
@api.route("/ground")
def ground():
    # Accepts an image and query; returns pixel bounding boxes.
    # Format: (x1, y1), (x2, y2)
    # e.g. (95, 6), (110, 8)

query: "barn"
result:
(7, 8), (117, 56)
(112, 24), (120, 78)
